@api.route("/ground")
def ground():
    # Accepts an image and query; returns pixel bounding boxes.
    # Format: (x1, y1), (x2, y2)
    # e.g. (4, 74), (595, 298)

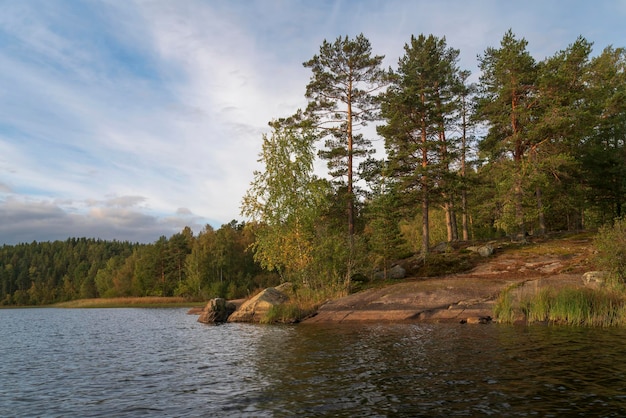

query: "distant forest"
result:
(2, 30), (626, 305)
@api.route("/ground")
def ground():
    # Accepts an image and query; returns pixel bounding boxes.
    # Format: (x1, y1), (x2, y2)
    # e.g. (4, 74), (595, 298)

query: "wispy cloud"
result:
(0, 0), (624, 244)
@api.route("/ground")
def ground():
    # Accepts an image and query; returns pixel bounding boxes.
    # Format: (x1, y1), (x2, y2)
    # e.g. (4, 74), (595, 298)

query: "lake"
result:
(1, 308), (626, 417)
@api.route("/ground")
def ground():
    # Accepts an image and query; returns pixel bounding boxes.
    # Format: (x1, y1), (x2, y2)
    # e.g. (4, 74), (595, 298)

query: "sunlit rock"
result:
(227, 287), (290, 323)
(461, 316), (492, 324)
(582, 271), (609, 288)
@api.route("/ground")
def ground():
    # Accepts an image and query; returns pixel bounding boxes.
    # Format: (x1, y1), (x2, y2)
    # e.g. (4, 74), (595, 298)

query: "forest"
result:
(1, 30), (625, 306)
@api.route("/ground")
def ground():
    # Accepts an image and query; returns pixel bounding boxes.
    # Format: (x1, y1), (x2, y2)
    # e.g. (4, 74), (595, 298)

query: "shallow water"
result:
(1, 308), (626, 416)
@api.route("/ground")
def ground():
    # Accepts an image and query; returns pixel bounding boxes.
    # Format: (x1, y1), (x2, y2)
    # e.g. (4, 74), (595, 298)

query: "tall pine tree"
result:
(378, 34), (462, 256)
(303, 33), (385, 285)
(476, 30), (538, 238)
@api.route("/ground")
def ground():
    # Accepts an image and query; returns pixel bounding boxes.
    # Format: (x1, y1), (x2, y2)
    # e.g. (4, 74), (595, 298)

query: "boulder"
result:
(431, 242), (449, 253)
(197, 298), (236, 324)
(582, 271), (609, 288)
(373, 264), (406, 280)
(388, 264), (406, 279)
(227, 286), (290, 323)
(467, 245), (494, 257)
(478, 245), (494, 257)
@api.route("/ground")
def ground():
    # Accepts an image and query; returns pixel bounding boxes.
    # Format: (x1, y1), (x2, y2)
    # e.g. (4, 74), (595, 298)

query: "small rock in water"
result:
(461, 316), (492, 324)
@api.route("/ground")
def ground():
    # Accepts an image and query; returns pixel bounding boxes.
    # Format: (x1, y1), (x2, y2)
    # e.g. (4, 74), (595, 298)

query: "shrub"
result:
(593, 218), (626, 285)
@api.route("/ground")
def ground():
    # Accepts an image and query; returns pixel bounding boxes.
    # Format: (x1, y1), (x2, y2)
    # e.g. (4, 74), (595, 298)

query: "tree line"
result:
(0, 222), (270, 306)
(2, 29), (625, 305)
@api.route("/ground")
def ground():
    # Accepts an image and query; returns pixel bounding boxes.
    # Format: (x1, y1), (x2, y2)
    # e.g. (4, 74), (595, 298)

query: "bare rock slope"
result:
(304, 235), (594, 324)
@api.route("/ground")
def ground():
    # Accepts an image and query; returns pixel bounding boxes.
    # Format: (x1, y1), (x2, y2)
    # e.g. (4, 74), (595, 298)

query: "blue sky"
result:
(1, 0), (625, 245)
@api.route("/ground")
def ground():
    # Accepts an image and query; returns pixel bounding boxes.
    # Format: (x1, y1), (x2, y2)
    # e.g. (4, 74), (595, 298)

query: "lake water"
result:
(1, 309), (626, 417)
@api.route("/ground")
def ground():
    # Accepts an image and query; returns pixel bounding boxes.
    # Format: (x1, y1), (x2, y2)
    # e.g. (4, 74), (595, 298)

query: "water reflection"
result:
(252, 324), (626, 416)
(2, 309), (626, 417)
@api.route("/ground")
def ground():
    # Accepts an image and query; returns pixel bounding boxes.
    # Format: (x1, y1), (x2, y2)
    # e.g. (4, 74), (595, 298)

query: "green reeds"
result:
(493, 286), (516, 324)
(495, 286), (626, 327)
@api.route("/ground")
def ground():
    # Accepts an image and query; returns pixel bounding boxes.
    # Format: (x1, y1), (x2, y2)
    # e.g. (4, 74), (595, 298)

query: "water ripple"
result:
(2, 310), (626, 416)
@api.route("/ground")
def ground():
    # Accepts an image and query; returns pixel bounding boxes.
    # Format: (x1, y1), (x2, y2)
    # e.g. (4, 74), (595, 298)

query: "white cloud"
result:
(0, 0), (625, 244)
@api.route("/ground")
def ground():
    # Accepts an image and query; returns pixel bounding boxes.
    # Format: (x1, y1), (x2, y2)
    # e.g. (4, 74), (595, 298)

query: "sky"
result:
(1, 0), (625, 245)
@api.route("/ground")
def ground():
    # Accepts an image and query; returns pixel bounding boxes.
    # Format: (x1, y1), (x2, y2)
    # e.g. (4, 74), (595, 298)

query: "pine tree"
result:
(476, 30), (538, 238)
(303, 34), (385, 285)
(378, 34), (462, 256)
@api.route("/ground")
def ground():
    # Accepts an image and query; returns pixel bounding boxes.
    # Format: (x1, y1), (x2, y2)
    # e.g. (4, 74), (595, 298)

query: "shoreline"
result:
(304, 235), (595, 324)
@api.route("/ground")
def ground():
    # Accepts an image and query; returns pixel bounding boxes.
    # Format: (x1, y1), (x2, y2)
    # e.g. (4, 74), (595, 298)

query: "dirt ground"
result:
(303, 234), (596, 324)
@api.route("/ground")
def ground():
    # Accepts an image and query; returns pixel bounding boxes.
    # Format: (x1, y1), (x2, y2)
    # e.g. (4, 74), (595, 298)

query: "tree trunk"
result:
(515, 174), (525, 239)
(443, 199), (458, 242)
(460, 72), (470, 241)
(461, 189), (469, 240)
(536, 186), (546, 236)
(422, 192), (430, 257)
(421, 108), (430, 257)
(345, 81), (354, 289)
(444, 202), (453, 242)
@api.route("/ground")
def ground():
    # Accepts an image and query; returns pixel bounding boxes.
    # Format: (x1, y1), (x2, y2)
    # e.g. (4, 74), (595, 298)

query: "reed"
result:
(523, 288), (553, 324)
(493, 287), (516, 324)
(53, 297), (203, 309)
(495, 286), (626, 327)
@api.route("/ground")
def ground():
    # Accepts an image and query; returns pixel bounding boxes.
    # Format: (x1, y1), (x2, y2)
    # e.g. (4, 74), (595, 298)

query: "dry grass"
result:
(53, 297), (203, 309)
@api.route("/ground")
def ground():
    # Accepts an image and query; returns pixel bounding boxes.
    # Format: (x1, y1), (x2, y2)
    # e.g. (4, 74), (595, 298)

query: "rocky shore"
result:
(193, 234), (596, 325)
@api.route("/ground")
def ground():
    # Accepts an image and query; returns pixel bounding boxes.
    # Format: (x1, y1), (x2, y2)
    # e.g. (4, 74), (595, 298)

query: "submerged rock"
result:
(227, 286), (290, 323)
(461, 316), (492, 324)
(197, 298), (236, 324)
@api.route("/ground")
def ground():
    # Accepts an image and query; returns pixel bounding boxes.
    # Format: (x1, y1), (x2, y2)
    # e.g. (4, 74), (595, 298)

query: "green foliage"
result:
(241, 122), (328, 283)
(0, 238), (136, 305)
(0, 223), (262, 306)
(399, 209), (448, 254)
(593, 218), (626, 284)
(262, 303), (308, 324)
(378, 34), (464, 253)
(303, 33), (385, 184)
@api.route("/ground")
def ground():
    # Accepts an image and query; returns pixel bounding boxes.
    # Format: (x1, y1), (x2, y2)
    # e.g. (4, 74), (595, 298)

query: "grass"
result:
(53, 296), (204, 309)
(493, 285), (517, 324)
(261, 284), (344, 324)
(494, 286), (626, 327)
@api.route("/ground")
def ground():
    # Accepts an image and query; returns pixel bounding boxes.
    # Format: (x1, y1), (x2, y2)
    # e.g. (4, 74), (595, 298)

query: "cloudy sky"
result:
(1, 0), (625, 245)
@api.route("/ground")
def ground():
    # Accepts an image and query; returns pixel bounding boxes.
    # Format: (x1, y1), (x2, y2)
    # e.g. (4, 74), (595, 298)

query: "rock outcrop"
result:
(197, 298), (236, 324)
(304, 235), (594, 324)
(227, 286), (290, 323)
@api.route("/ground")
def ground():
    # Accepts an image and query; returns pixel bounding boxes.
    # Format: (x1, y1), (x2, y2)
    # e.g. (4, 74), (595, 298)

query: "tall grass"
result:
(261, 284), (344, 324)
(495, 287), (626, 327)
(523, 288), (552, 323)
(493, 286), (516, 324)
